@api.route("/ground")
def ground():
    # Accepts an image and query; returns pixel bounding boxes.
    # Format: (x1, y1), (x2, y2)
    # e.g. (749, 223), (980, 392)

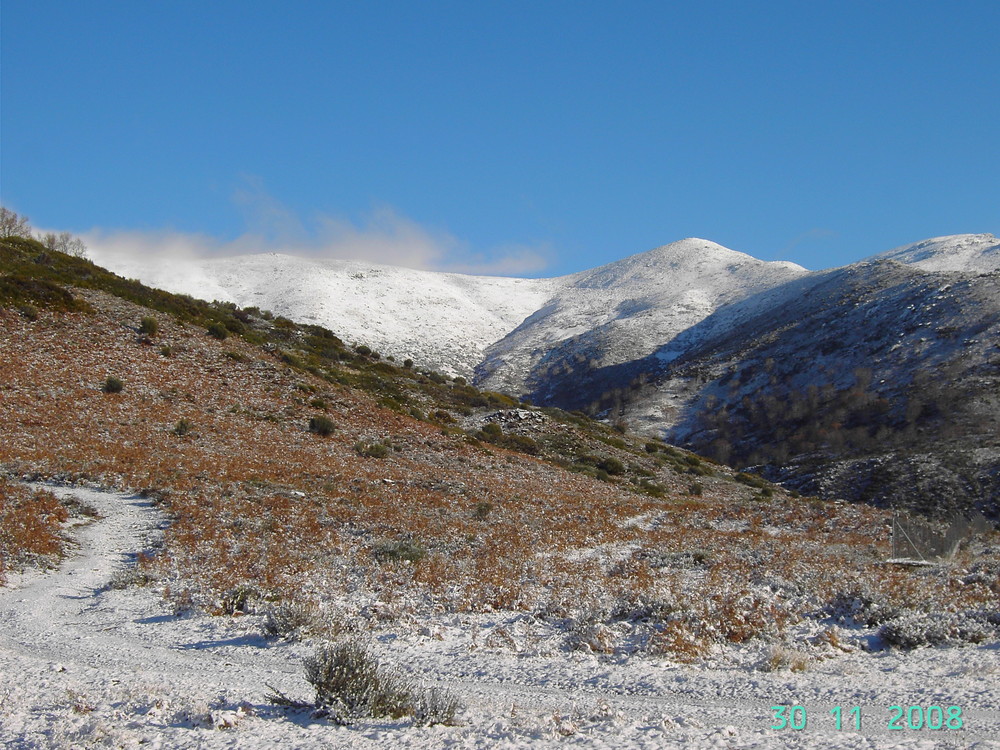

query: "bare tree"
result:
(0, 207), (32, 238)
(38, 230), (88, 258)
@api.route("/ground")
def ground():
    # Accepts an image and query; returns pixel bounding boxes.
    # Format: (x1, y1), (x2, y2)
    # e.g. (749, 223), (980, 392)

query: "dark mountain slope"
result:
(601, 260), (1000, 518)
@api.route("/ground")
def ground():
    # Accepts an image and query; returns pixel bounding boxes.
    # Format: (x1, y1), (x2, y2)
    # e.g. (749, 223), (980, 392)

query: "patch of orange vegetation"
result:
(2, 293), (997, 655)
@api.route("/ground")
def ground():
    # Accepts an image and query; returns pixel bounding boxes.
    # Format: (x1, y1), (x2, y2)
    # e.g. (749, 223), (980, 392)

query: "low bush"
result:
(761, 645), (810, 672)
(373, 539), (426, 564)
(0, 483), (69, 578)
(102, 376), (124, 394)
(355, 441), (389, 458)
(263, 602), (321, 639)
(878, 611), (1000, 649)
(139, 316), (159, 336)
(824, 591), (903, 627)
(304, 641), (413, 722)
(309, 415), (336, 436)
(207, 322), (228, 340)
(411, 687), (462, 727)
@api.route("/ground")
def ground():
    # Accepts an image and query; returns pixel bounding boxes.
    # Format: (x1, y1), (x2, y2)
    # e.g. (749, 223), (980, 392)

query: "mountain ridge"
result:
(85, 231), (1000, 515)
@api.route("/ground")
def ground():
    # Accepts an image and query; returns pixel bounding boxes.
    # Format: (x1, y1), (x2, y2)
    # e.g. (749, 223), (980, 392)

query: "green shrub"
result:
(173, 419), (192, 436)
(639, 480), (666, 498)
(504, 434), (540, 455)
(139, 316), (158, 336)
(207, 322), (228, 340)
(480, 422), (503, 440)
(102, 376), (124, 394)
(597, 456), (625, 476)
(355, 441), (389, 458)
(373, 539), (426, 564)
(309, 415), (336, 436)
(735, 472), (769, 490)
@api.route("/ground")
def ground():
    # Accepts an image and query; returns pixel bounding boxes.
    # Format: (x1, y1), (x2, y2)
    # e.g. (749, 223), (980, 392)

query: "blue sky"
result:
(2, 1), (998, 275)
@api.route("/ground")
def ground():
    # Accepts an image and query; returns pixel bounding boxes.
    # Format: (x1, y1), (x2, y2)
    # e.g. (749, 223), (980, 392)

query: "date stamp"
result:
(770, 705), (964, 731)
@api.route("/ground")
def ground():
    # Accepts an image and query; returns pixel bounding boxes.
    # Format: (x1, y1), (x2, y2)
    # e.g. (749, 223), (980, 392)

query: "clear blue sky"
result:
(2, 1), (998, 275)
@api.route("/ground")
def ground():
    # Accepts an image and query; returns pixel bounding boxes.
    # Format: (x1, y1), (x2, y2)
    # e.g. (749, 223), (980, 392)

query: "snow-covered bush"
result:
(760, 645), (810, 672)
(304, 641), (414, 723)
(263, 601), (321, 639)
(878, 610), (1000, 649)
(411, 687), (462, 727)
(824, 590), (904, 627)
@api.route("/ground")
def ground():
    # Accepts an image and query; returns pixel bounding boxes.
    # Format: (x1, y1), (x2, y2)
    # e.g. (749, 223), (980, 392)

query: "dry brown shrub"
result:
(648, 620), (711, 662)
(0, 481), (69, 577)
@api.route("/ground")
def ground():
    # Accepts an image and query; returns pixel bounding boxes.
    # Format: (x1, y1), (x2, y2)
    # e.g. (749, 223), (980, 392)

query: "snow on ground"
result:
(873, 233), (1000, 274)
(2, 484), (998, 748)
(84, 249), (558, 378)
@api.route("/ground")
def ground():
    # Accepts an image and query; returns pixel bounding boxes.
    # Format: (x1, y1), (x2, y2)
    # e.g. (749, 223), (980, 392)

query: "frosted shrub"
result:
(824, 590), (903, 627)
(304, 641), (413, 722)
(879, 610), (1000, 649)
(263, 601), (319, 639)
(761, 645), (810, 672)
(411, 687), (462, 727)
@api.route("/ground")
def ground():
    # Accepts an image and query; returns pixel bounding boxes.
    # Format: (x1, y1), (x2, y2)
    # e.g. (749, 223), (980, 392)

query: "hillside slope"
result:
(86, 249), (558, 377)
(604, 256), (1000, 517)
(873, 232), (1000, 273)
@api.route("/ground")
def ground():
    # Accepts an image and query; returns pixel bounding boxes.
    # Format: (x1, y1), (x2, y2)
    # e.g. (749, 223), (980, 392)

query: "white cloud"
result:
(79, 181), (551, 277)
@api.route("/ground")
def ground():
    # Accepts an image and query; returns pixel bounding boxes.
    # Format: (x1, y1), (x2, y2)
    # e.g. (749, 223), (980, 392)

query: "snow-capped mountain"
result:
(89, 238), (807, 382)
(475, 239), (807, 396)
(89, 233), (998, 392)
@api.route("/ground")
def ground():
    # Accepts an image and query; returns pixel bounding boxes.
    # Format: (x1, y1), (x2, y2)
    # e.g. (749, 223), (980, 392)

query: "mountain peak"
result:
(566, 238), (806, 289)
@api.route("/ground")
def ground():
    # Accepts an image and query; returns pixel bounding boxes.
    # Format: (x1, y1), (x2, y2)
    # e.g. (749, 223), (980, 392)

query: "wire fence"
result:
(890, 511), (992, 564)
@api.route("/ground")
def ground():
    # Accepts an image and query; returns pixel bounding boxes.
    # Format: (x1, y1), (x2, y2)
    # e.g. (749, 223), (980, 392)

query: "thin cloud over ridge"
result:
(81, 181), (551, 277)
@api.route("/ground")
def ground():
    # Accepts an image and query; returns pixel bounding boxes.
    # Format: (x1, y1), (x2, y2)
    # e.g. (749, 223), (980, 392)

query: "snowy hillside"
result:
(86, 251), (557, 377)
(476, 239), (807, 397)
(88, 233), (995, 413)
(91, 238), (806, 389)
(871, 233), (1000, 273)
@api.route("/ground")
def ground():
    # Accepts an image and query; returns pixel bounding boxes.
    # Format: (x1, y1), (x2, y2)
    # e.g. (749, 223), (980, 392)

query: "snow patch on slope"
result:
(873, 233), (999, 273)
(87, 250), (557, 377)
